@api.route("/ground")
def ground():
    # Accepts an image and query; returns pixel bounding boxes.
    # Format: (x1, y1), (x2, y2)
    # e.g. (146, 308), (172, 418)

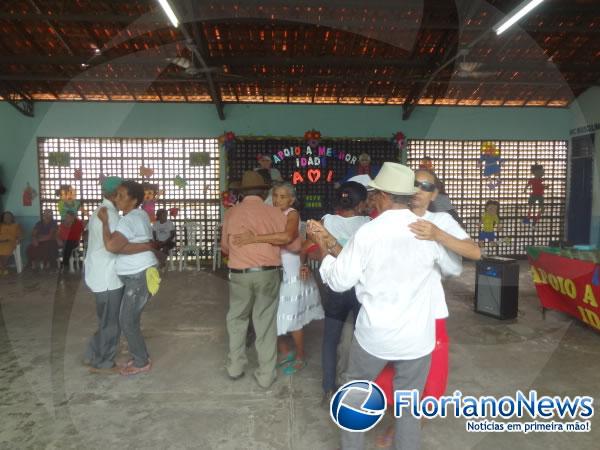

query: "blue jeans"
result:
(321, 287), (360, 392)
(119, 271), (152, 368)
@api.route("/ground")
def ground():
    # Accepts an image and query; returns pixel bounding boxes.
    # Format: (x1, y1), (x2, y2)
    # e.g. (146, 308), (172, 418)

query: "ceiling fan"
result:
(165, 56), (242, 78)
(454, 61), (498, 79)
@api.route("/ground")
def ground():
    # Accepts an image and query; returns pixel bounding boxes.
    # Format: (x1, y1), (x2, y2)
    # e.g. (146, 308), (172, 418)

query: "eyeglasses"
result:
(414, 180), (436, 192)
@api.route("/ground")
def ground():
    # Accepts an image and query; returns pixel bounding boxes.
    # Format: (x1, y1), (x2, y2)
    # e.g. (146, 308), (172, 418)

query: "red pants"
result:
(375, 319), (449, 405)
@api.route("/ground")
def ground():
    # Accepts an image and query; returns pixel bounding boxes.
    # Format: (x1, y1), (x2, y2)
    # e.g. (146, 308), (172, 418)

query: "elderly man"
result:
(221, 170), (290, 388)
(83, 177), (152, 373)
(309, 163), (462, 450)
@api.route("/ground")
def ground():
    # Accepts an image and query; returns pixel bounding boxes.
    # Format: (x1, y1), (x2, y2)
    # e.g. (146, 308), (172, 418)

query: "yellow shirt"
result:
(481, 213), (499, 232)
(0, 223), (22, 255)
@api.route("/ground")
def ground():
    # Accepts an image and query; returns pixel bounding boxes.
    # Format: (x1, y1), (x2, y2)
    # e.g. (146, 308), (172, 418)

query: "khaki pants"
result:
(226, 269), (281, 387)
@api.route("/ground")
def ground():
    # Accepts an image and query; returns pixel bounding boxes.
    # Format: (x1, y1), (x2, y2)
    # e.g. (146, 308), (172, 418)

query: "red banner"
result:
(528, 251), (600, 333)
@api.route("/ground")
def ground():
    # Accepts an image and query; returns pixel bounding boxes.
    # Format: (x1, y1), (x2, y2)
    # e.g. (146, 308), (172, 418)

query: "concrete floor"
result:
(0, 261), (599, 450)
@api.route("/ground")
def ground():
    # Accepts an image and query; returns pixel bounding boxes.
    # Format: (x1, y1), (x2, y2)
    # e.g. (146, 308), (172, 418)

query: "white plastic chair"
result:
(179, 221), (203, 271)
(57, 246), (83, 272)
(12, 242), (23, 274)
(212, 223), (222, 272)
(167, 247), (177, 271)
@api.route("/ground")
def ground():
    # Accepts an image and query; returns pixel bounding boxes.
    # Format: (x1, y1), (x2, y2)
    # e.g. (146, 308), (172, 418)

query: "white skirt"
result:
(277, 254), (324, 335)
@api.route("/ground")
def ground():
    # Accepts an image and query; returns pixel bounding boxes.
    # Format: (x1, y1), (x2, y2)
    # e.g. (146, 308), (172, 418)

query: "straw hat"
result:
(239, 170), (270, 190)
(368, 162), (417, 195)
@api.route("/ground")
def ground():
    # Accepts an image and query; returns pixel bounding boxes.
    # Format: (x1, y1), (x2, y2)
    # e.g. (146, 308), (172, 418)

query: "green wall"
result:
(0, 100), (572, 243)
(570, 87), (600, 245)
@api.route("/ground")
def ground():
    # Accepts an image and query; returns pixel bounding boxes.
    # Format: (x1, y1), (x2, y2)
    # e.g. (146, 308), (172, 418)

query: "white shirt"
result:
(423, 211), (468, 319)
(319, 209), (463, 360)
(152, 220), (175, 242)
(115, 209), (158, 275)
(84, 199), (123, 293)
(322, 214), (371, 246)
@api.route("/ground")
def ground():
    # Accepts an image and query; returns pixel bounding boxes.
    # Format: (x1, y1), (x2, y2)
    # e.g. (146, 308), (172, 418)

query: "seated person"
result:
(27, 209), (58, 270)
(57, 211), (85, 270)
(0, 211), (22, 275)
(152, 209), (176, 266)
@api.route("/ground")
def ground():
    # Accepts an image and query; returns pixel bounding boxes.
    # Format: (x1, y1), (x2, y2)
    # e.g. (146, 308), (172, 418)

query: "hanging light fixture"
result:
(494, 0), (546, 35)
(157, 0), (179, 28)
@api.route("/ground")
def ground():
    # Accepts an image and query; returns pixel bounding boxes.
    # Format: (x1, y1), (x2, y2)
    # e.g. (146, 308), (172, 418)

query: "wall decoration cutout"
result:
(190, 152), (211, 166)
(48, 152), (71, 167)
(304, 194), (323, 209)
(142, 183), (160, 222)
(22, 183), (37, 207)
(55, 184), (80, 218)
(479, 141), (502, 189)
(174, 175), (188, 189)
(524, 164), (545, 226)
(139, 166), (154, 178)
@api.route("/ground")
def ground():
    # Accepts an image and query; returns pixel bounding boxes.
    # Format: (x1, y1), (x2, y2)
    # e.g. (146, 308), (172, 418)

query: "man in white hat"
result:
(309, 162), (462, 450)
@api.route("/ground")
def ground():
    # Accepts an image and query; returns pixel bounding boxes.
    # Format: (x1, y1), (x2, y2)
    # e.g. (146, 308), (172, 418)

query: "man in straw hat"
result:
(221, 170), (290, 388)
(84, 176), (154, 373)
(308, 163), (462, 450)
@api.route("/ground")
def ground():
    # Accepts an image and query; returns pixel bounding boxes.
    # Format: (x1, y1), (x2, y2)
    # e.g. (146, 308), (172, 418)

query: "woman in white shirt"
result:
(98, 180), (158, 376)
(311, 181), (370, 406)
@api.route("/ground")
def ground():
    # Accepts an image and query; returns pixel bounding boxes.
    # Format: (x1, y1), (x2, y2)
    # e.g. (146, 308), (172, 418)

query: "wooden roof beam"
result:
(0, 81), (34, 116)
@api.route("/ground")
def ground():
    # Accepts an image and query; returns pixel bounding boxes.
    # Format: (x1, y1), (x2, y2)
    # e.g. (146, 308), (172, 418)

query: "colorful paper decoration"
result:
(174, 175), (188, 189)
(22, 183), (37, 207)
(478, 200), (500, 248)
(74, 168), (83, 180)
(291, 169), (334, 185)
(169, 207), (179, 218)
(392, 132), (407, 164)
(190, 152), (210, 166)
(304, 129), (321, 148)
(304, 194), (323, 209)
(140, 166), (154, 178)
(48, 152), (71, 167)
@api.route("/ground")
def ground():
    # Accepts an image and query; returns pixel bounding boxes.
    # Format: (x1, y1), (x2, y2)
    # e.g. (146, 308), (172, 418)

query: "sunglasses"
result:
(414, 180), (436, 192)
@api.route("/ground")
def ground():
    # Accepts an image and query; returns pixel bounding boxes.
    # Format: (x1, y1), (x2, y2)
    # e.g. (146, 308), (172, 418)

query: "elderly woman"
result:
(0, 211), (22, 275)
(27, 209), (59, 270)
(98, 180), (158, 376)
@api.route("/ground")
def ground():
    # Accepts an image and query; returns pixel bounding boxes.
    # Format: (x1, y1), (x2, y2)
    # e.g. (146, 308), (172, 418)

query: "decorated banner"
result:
(527, 247), (600, 333)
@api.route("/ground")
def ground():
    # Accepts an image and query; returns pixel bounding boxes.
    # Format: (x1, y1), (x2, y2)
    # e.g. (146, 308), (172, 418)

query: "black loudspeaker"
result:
(474, 257), (520, 319)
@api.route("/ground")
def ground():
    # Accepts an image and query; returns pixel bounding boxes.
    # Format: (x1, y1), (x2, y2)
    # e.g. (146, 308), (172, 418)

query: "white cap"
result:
(348, 174), (374, 191)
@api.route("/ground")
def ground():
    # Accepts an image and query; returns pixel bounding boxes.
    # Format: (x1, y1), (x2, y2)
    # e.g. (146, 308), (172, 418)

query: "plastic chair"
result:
(212, 223), (222, 272)
(178, 221), (203, 271)
(12, 242), (23, 274)
(167, 247), (177, 271)
(57, 246), (82, 272)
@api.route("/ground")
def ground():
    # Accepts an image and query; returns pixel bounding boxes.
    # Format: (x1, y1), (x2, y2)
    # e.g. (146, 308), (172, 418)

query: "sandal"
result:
(282, 359), (306, 375)
(120, 360), (152, 376)
(276, 351), (296, 367)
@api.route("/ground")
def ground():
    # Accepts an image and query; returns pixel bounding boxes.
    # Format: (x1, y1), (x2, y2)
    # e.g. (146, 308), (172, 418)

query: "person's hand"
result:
(97, 207), (109, 224)
(233, 230), (256, 246)
(299, 265), (311, 281)
(409, 219), (441, 241)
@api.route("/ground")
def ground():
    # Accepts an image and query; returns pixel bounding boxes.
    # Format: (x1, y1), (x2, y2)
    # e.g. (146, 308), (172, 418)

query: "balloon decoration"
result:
(174, 175), (188, 189)
(55, 184), (81, 219)
(140, 166), (154, 178)
(392, 132), (407, 163)
(221, 131), (236, 152)
(304, 129), (321, 149)
(479, 141), (502, 189)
